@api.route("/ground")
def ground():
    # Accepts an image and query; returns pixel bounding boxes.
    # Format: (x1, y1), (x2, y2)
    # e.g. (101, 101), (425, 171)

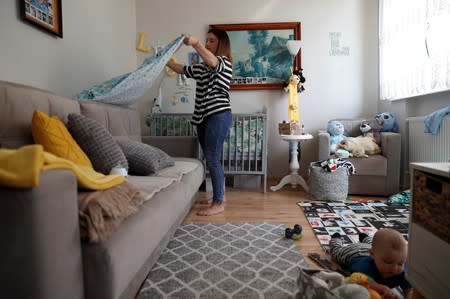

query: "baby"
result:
(329, 228), (413, 299)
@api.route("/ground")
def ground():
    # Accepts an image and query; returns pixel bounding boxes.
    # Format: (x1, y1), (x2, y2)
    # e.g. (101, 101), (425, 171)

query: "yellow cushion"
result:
(31, 110), (93, 168)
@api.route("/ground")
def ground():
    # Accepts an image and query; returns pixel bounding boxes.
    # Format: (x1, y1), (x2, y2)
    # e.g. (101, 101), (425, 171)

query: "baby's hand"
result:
(377, 284), (400, 299)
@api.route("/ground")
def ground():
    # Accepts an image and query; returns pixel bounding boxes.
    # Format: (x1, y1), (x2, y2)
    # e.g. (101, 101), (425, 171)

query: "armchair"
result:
(318, 118), (401, 196)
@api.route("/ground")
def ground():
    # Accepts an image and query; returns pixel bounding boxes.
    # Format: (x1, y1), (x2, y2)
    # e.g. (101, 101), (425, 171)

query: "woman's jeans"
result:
(197, 110), (232, 204)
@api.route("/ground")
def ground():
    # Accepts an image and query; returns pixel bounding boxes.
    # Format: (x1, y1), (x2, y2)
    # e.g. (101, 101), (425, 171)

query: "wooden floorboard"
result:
(184, 178), (385, 268)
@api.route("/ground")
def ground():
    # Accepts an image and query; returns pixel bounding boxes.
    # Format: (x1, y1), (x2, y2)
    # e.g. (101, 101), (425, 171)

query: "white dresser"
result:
(407, 163), (450, 299)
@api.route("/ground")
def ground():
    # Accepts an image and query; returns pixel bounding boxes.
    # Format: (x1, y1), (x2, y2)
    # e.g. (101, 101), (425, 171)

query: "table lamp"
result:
(286, 40), (302, 71)
(285, 40), (302, 134)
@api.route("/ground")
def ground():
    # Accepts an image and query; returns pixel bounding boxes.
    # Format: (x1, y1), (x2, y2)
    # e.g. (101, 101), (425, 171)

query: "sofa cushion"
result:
(67, 113), (128, 175)
(31, 110), (93, 168)
(80, 101), (142, 142)
(347, 155), (387, 176)
(116, 139), (174, 175)
(0, 80), (81, 148)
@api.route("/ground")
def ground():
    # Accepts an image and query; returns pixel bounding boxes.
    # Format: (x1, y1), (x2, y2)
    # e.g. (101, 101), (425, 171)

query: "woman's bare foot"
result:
(197, 203), (225, 216)
(198, 198), (226, 205)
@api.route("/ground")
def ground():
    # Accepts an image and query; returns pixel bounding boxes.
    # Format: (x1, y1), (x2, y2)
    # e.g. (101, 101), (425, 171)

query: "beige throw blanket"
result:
(78, 181), (145, 242)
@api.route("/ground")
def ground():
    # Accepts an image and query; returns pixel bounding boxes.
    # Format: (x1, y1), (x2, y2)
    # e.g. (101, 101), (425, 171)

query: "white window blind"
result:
(379, 0), (450, 101)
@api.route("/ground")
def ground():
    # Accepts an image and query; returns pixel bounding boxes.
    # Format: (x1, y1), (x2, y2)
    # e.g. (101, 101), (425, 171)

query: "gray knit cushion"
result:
(67, 113), (128, 175)
(116, 139), (174, 175)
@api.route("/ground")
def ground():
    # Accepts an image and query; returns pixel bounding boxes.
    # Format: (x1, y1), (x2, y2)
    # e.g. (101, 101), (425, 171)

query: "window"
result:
(379, 0), (450, 100)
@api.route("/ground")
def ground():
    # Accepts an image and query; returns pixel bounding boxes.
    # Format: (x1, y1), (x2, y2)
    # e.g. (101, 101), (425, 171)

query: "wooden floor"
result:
(183, 182), (432, 297)
(183, 178), (367, 268)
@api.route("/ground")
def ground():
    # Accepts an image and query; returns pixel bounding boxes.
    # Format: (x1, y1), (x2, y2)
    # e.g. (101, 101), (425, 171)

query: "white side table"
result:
(270, 134), (313, 192)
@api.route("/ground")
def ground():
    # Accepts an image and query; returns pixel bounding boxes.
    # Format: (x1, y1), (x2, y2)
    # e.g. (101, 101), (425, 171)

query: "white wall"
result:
(0, 0), (137, 97)
(1, 0), (446, 183)
(135, 0), (380, 178)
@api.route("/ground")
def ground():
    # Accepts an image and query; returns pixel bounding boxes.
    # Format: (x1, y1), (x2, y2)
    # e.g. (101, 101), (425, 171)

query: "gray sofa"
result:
(318, 118), (401, 196)
(0, 80), (204, 299)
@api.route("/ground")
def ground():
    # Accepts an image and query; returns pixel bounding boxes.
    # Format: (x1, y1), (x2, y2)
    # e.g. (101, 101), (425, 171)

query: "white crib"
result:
(147, 113), (268, 192)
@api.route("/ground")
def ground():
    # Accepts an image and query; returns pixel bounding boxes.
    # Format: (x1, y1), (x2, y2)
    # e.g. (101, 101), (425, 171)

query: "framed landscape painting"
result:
(209, 22), (301, 90)
(21, 0), (63, 38)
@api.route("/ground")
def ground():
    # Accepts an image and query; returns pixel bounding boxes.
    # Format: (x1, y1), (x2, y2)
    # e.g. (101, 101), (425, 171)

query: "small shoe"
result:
(293, 224), (303, 235)
(291, 232), (303, 240)
(285, 226), (303, 240)
(285, 228), (294, 239)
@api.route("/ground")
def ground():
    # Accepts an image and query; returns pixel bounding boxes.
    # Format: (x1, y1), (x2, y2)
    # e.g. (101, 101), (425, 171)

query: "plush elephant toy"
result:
(375, 112), (399, 132)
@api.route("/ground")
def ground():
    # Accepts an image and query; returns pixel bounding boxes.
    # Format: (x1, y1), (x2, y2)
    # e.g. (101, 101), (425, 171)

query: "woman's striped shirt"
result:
(183, 56), (232, 125)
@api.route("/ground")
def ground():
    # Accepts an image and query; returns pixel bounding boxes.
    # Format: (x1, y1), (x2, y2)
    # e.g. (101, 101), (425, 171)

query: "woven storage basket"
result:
(308, 162), (349, 201)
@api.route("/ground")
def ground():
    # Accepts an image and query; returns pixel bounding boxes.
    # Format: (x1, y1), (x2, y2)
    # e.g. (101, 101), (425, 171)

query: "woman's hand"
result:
(165, 56), (184, 74)
(183, 35), (199, 47)
(183, 34), (217, 68)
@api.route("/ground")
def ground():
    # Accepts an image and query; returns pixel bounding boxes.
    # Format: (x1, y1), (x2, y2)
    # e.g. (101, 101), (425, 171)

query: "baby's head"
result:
(369, 228), (408, 279)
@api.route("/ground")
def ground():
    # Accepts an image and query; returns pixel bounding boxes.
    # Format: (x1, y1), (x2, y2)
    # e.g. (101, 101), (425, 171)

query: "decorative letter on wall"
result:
(136, 32), (152, 53)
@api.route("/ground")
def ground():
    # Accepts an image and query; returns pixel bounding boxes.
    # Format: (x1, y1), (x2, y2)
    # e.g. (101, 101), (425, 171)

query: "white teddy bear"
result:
(338, 136), (381, 158)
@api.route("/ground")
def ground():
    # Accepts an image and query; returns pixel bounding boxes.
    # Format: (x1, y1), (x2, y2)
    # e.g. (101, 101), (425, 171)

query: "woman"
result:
(166, 29), (232, 216)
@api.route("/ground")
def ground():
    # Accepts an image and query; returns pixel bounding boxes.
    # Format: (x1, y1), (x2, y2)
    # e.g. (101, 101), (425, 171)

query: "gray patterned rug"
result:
(137, 222), (308, 299)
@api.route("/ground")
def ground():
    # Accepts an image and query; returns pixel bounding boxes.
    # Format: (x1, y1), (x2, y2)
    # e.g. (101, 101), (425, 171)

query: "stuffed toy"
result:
(293, 69), (306, 93)
(360, 119), (383, 145)
(347, 272), (382, 299)
(375, 112), (399, 132)
(333, 284), (372, 299)
(310, 270), (372, 299)
(335, 148), (351, 159)
(327, 120), (346, 154)
(338, 136), (381, 158)
(284, 73), (301, 122)
(313, 271), (345, 290)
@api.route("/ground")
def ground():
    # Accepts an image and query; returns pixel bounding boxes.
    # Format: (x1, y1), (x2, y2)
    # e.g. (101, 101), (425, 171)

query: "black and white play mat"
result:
(298, 201), (409, 252)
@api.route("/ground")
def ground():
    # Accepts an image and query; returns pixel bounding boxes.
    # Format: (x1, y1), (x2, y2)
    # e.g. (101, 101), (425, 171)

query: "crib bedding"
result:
(150, 113), (265, 158)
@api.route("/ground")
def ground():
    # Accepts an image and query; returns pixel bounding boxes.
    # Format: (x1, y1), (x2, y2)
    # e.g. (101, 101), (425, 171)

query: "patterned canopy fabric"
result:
(74, 35), (184, 106)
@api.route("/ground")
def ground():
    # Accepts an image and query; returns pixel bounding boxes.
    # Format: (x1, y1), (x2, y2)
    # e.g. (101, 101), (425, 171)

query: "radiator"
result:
(408, 115), (450, 163)
(148, 113), (268, 192)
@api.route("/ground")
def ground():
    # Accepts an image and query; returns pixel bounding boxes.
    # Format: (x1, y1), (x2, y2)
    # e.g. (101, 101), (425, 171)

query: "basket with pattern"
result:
(308, 162), (349, 202)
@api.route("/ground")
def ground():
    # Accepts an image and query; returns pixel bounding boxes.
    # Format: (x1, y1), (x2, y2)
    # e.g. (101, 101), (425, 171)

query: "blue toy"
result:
(375, 112), (399, 132)
(327, 120), (346, 154)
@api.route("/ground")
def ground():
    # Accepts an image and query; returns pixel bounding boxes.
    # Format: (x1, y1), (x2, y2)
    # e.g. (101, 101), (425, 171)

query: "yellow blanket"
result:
(0, 144), (125, 190)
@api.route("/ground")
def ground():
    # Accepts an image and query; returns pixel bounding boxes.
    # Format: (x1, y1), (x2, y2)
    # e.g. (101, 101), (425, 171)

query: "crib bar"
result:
(253, 115), (259, 173)
(148, 112), (268, 192)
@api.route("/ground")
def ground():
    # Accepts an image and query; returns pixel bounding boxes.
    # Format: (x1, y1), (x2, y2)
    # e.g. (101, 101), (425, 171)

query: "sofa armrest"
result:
(380, 132), (401, 193)
(0, 169), (83, 299)
(317, 130), (331, 161)
(141, 136), (199, 158)
(380, 132), (401, 159)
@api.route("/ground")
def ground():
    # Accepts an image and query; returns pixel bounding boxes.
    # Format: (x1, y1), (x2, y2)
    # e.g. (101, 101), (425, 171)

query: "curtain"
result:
(379, 0), (450, 100)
